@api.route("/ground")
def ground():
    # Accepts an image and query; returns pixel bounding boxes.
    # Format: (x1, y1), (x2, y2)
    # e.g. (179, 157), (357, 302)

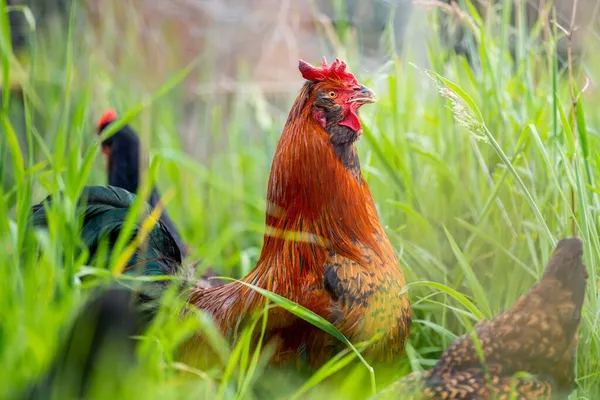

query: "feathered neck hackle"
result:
(259, 81), (383, 272)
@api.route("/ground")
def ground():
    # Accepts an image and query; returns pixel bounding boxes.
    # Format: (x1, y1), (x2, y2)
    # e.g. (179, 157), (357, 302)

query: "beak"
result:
(348, 85), (376, 105)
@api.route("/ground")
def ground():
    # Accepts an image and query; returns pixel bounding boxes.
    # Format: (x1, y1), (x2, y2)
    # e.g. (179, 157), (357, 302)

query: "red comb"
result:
(97, 108), (117, 130)
(298, 57), (359, 86)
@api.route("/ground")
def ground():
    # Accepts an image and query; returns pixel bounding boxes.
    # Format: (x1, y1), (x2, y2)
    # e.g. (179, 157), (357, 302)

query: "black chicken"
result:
(96, 109), (220, 287)
(97, 109), (186, 257)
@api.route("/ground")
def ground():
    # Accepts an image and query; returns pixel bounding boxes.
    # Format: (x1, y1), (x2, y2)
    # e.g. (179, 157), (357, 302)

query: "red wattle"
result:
(339, 111), (361, 132)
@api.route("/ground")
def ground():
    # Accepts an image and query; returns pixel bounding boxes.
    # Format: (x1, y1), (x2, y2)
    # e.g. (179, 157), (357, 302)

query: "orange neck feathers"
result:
(259, 83), (383, 274)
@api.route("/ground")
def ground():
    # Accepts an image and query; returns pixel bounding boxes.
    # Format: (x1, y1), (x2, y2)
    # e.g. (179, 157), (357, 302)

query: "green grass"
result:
(1, 1), (600, 399)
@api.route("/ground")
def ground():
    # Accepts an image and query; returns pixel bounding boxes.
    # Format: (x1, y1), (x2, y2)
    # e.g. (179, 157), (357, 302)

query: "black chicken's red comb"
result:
(298, 57), (359, 86)
(97, 109), (117, 131)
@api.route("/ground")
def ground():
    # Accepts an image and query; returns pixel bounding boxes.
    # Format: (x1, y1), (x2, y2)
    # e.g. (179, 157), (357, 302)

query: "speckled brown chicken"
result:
(374, 237), (588, 400)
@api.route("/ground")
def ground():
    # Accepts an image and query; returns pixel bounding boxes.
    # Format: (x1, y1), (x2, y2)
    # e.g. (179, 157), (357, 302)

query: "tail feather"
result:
(507, 236), (587, 345)
(26, 186), (185, 398)
(31, 185), (182, 300)
(541, 237), (588, 335)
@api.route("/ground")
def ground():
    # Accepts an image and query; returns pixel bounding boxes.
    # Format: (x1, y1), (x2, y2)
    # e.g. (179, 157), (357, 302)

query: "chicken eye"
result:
(327, 91), (337, 98)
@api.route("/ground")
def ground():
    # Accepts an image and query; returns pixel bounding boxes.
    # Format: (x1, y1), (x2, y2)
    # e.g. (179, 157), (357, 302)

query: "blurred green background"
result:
(1, 0), (599, 399)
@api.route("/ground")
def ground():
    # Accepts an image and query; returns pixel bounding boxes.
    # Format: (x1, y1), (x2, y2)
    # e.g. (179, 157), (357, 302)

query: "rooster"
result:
(373, 237), (588, 400)
(185, 58), (411, 366)
(32, 57), (411, 367)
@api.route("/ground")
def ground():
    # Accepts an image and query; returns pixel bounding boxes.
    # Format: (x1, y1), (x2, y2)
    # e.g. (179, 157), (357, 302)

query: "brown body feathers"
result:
(374, 237), (588, 399)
